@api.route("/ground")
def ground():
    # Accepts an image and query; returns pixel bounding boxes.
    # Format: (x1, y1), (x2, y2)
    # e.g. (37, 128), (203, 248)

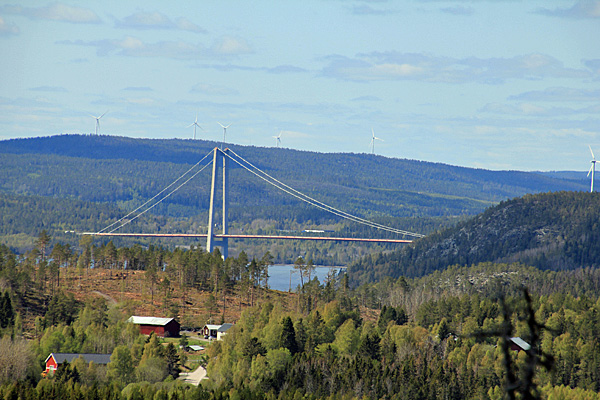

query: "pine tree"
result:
(280, 316), (298, 355)
(164, 343), (180, 379)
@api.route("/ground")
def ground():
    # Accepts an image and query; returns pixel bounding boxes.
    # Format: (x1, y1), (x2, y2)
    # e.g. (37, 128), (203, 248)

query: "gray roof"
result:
(217, 323), (233, 332)
(128, 316), (176, 326)
(46, 353), (112, 365)
(510, 337), (531, 351)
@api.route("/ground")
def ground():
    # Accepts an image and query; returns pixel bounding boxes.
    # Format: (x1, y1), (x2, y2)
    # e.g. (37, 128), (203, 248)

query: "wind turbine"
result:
(272, 131), (282, 147)
(369, 128), (384, 154)
(90, 111), (107, 135)
(218, 122), (231, 146)
(187, 113), (203, 139)
(588, 145), (596, 192)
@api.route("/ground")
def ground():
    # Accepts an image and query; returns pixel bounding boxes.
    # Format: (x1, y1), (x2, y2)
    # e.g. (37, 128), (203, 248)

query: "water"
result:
(267, 264), (345, 292)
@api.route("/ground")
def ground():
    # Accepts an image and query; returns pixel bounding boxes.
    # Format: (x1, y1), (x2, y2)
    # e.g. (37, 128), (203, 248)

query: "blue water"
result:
(267, 264), (345, 292)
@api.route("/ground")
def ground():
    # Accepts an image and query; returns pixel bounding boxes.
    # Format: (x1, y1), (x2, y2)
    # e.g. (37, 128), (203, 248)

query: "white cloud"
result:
(1, 2), (101, 24)
(440, 6), (474, 15)
(211, 36), (253, 55)
(479, 102), (592, 116)
(350, 5), (395, 15)
(267, 65), (306, 74)
(59, 35), (253, 60)
(115, 11), (206, 33)
(536, 0), (600, 19)
(509, 87), (600, 102)
(0, 16), (19, 35)
(29, 86), (68, 93)
(122, 87), (153, 92)
(190, 83), (239, 96)
(175, 17), (205, 33)
(321, 52), (591, 83)
(60, 36), (206, 59)
(583, 59), (600, 77)
(351, 95), (381, 102)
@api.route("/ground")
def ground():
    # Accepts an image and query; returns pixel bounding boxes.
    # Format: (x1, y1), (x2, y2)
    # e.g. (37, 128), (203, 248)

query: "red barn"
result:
(44, 353), (112, 375)
(128, 316), (180, 337)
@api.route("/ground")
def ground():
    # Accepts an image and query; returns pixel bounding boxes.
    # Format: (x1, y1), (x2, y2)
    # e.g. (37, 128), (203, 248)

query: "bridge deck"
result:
(84, 232), (412, 244)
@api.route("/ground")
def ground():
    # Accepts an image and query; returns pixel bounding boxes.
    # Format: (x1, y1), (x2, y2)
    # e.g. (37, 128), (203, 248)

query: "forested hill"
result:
(0, 135), (587, 208)
(0, 134), (590, 258)
(349, 191), (600, 284)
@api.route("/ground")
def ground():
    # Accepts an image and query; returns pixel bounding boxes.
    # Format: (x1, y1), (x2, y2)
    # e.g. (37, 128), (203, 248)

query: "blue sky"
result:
(0, 1), (598, 171)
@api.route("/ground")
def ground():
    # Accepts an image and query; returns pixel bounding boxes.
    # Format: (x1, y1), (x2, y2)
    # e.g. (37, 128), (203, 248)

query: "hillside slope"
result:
(349, 191), (600, 283)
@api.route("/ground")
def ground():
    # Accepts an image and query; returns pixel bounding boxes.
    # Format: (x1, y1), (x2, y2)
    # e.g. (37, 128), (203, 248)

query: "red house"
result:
(127, 316), (180, 337)
(44, 353), (112, 375)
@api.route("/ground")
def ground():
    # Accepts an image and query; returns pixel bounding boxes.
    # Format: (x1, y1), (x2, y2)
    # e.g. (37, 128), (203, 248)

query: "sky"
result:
(0, 0), (598, 171)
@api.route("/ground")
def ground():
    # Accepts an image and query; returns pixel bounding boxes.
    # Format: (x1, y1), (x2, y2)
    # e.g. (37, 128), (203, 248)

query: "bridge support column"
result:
(206, 147), (229, 259)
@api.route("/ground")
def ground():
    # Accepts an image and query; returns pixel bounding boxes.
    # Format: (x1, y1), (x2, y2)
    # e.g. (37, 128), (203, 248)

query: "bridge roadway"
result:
(84, 232), (413, 244)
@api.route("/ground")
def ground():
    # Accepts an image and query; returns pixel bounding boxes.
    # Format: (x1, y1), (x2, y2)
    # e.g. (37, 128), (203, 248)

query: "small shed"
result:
(203, 324), (221, 339)
(45, 353), (112, 374)
(509, 337), (531, 352)
(128, 316), (180, 337)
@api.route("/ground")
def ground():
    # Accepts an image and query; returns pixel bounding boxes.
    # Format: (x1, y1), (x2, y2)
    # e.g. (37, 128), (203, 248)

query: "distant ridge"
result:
(0, 134), (588, 204)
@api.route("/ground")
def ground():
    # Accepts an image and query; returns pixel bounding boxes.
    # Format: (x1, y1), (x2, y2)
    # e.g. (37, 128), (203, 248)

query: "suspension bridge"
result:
(84, 147), (424, 258)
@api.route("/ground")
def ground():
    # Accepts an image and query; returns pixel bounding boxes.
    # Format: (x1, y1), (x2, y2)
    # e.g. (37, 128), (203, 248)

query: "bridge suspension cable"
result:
(224, 149), (424, 238)
(96, 149), (214, 234)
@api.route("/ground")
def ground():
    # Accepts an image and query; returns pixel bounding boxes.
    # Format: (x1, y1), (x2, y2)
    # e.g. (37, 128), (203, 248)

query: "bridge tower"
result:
(207, 147), (229, 258)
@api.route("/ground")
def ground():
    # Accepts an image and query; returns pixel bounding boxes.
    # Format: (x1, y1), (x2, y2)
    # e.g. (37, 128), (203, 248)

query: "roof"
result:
(204, 324), (221, 330)
(510, 337), (531, 351)
(46, 353), (112, 365)
(128, 316), (176, 326)
(187, 345), (204, 351)
(218, 323), (233, 332)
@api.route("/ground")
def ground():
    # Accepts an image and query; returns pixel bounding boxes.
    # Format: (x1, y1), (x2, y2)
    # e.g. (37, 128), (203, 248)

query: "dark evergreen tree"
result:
(164, 343), (180, 379)
(54, 361), (80, 384)
(280, 316), (298, 355)
(44, 291), (80, 326)
(242, 337), (266, 360)
(0, 292), (13, 328)
(358, 333), (380, 360)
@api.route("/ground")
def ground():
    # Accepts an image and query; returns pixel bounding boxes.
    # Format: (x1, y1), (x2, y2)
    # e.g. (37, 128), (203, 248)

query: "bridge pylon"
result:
(207, 147), (229, 258)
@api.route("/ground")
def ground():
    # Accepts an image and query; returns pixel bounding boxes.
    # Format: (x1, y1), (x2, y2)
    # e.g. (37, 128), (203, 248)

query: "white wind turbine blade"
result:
(590, 145), (596, 160)
(98, 110), (108, 119)
(589, 164), (594, 177)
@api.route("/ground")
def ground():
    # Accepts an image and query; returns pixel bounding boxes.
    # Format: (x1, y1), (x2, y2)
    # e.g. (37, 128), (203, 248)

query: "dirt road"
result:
(179, 365), (207, 386)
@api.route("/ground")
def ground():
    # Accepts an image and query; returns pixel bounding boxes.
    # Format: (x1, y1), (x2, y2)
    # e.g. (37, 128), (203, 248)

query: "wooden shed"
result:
(128, 316), (180, 337)
(509, 337), (531, 352)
